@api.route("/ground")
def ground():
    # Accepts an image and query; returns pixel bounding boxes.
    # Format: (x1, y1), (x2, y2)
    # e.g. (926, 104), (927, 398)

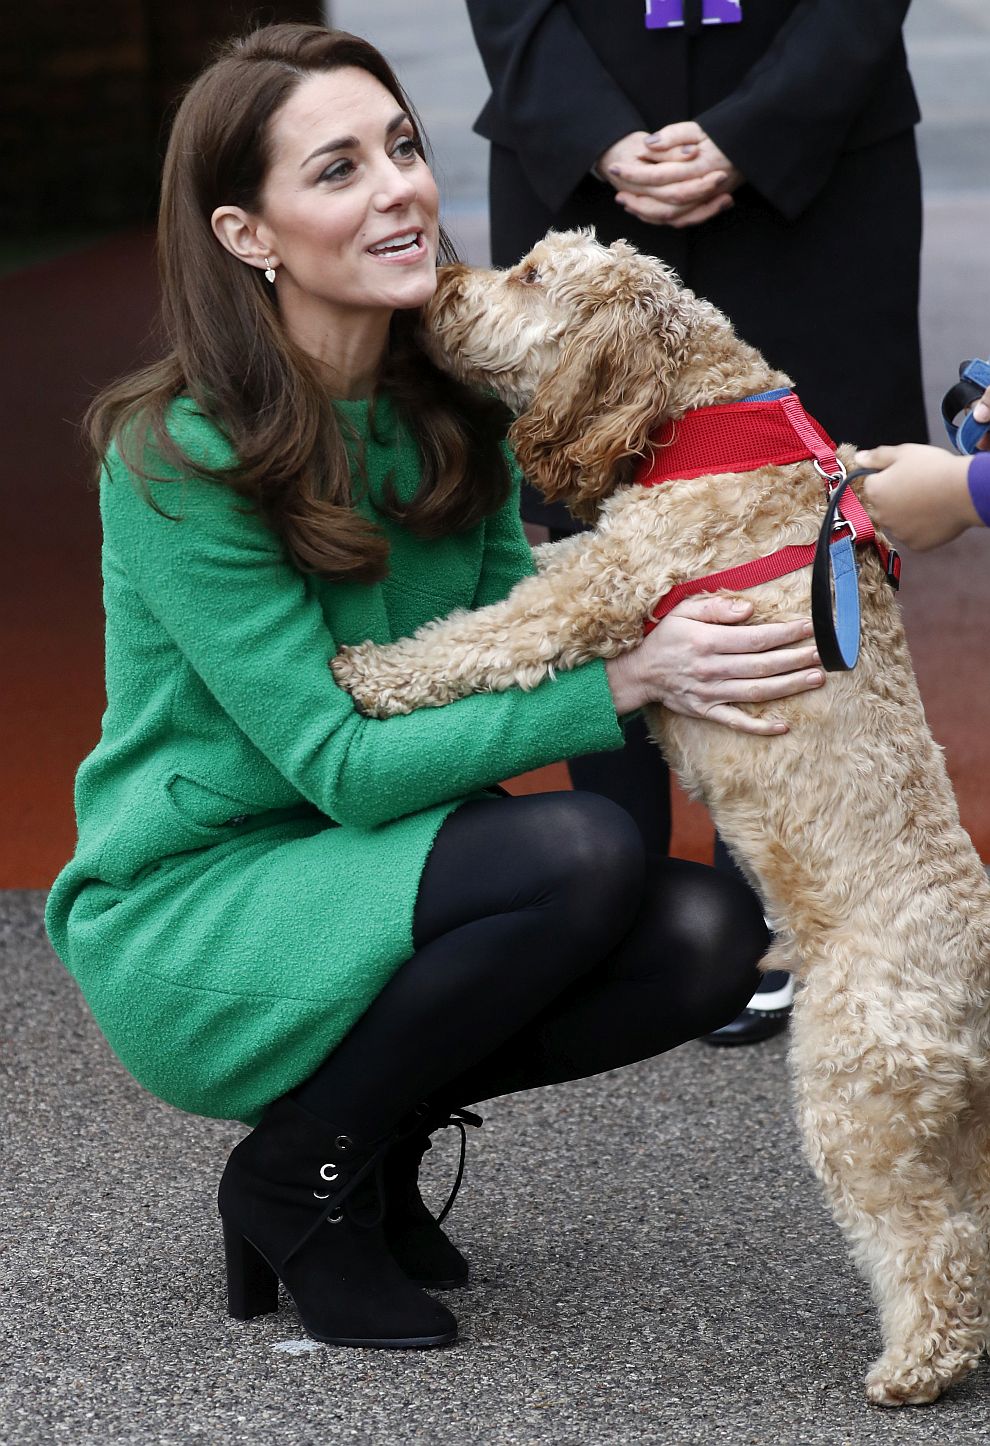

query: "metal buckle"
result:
(814, 457), (847, 485)
(886, 547), (901, 591)
(819, 458), (854, 541)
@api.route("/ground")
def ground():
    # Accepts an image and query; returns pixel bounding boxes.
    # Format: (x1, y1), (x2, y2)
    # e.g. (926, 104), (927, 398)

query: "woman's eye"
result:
(392, 136), (419, 161)
(318, 158), (355, 184)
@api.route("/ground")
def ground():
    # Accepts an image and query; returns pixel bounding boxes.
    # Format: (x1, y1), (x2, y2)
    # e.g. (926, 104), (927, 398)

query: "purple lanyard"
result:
(645, 1), (743, 29)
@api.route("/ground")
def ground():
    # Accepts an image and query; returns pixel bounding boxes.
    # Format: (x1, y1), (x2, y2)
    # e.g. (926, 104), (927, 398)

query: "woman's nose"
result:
(373, 161), (419, 210)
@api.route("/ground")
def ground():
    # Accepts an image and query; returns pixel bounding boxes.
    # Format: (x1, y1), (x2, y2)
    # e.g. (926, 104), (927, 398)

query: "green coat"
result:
(45, 397), (624, 1123)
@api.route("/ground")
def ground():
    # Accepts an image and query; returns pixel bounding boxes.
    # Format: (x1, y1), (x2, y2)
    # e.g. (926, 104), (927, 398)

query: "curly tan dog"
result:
(331, 230), (990, 1406)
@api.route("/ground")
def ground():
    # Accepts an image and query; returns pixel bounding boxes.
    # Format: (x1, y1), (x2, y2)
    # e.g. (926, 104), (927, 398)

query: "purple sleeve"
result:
(967, 453), (990, 528)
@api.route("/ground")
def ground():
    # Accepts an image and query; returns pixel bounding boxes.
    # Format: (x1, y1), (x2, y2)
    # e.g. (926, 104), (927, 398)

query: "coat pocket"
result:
(163, 772), (308, 838)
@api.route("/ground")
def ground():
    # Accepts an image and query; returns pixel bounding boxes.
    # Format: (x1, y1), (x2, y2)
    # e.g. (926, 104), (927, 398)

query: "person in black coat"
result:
(467, 1), (926, 457)
(465, 0), (928, 1042)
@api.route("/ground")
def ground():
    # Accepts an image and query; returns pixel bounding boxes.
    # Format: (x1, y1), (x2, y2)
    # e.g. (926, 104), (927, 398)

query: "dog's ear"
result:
(509, 263), (694, 522)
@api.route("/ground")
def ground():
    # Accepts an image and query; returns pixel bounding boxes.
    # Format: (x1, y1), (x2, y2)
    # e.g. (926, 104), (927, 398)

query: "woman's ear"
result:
(510, 274), (694, 522)
(211, 205), (275, 272)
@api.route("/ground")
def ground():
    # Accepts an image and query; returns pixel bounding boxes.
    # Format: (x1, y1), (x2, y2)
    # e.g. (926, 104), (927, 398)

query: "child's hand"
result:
(855, 444), (980, 551)
(971, 384), (988, 445)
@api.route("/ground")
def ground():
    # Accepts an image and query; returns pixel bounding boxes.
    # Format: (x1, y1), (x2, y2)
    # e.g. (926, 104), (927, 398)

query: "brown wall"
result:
(5, 1), (325, 231)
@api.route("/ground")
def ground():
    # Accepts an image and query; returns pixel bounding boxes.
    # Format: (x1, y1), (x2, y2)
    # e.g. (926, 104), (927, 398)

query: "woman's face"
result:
(251, 67), (441, 344)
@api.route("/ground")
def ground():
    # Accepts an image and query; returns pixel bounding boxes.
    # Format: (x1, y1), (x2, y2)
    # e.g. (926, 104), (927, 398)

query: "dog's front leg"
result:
(330, 534), (649, 718)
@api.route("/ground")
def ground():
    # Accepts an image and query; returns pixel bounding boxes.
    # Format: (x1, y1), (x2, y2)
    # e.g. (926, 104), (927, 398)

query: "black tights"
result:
(293, 793), (767, 1136)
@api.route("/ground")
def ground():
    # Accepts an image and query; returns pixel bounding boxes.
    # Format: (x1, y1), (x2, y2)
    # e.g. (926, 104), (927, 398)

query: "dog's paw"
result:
(329, 645), (364, 691)
(865, 1372), (941, 1408)
(865, 1351), (974, 1408)
(330, 647), (402, 718)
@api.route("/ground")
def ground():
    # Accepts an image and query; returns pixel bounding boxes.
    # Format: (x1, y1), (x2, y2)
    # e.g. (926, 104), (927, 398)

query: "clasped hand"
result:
(605, 596), (824, 736)
(597, 122), (743, 229)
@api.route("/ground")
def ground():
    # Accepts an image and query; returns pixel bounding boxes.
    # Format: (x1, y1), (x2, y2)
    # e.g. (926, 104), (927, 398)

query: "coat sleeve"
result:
(102, 429), (623, 831)
(698, 0), (916, 220)
(967, 452), (990, 529)
(466, 0), (645, 212)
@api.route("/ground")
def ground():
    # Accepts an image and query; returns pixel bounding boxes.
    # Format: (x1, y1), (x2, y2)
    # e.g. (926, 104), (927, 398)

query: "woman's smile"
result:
(366, 229), (429, 263)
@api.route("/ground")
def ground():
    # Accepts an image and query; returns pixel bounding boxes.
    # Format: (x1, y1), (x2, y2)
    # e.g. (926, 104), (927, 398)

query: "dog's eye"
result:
(519, 266), (541, 286)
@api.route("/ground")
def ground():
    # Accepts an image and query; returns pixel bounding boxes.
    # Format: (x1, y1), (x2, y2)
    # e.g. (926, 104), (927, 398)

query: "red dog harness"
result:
(636, 389), (899, 636)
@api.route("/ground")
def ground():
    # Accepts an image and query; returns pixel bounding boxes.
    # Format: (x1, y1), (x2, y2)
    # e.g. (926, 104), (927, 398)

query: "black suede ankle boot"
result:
(383, 1108), (481, 1289)
(217, 1096), (457, 1349)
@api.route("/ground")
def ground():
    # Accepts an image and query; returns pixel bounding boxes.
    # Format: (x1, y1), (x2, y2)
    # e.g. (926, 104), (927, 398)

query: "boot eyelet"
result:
(334, 1135), (353, 1152)
(328, 1209), (344, 1224)
(319, 1163), (339, 1182)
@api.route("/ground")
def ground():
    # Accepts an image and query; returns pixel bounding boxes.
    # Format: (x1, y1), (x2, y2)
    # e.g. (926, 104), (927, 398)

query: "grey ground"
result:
(5, 3), (990, 1442)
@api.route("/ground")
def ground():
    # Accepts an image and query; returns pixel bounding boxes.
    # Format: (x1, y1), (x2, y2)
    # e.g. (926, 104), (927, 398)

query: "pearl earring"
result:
(264, 258), (276, 283)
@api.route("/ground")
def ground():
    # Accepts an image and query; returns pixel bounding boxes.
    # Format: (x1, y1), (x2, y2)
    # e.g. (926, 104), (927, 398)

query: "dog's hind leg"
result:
(951, 1074), (990, 1351)
(791, 983), (989, 1407)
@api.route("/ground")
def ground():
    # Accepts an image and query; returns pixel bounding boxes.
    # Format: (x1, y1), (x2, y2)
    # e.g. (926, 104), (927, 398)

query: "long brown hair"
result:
(87, 23), (511, 582)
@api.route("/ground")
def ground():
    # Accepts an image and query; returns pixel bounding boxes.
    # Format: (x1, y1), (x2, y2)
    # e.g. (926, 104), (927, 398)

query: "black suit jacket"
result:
(468, 0), (919, 220)
(465, 1), (927, 529)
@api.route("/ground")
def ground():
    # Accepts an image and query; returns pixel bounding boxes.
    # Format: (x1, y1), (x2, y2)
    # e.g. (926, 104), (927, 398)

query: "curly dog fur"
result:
(331, 230), (990, 1405)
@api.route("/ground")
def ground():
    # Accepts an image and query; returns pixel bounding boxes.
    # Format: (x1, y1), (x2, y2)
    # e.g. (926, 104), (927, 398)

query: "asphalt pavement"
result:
(4, 3), (990, 1442)
(7, 888), (990, 1445)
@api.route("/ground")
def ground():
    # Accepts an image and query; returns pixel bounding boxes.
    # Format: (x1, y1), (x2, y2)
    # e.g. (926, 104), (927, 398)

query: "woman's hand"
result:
(596, 124), (739, 229)
(855, 444), (981, 551)
(604, 596), (824, 735)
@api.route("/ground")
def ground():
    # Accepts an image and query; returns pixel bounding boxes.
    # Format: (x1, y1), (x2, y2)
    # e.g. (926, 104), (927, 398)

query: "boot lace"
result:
(430, 1107), (483, 1226)
(284, 1108), (483, 1266)
(284, 1131), (392, 1265)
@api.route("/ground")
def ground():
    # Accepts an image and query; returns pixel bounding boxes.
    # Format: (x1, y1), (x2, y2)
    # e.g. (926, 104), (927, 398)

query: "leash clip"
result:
(814, 457), (847, 486)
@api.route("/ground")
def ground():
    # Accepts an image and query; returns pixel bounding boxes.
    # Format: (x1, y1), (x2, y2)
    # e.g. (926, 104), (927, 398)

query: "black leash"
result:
(811, 467), (895, 673)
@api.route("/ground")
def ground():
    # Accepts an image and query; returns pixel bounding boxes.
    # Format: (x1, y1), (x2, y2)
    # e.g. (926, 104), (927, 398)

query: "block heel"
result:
(217, 1098), (458, 1347)
(223, 1221), (279, 1319)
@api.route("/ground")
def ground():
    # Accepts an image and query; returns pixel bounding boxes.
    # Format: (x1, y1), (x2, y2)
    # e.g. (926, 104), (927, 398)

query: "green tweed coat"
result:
(45, 397), (624, 1124)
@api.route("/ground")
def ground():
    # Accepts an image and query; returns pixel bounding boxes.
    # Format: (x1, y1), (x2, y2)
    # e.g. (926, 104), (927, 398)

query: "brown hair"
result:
(87, 23), (511, 581)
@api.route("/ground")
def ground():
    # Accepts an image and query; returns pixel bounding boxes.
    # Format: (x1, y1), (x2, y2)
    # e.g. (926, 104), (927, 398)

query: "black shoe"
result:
(383, 1107), (481, 1290)
(218, 1097), (457, 1349)
(701, 972), (794, 1047)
